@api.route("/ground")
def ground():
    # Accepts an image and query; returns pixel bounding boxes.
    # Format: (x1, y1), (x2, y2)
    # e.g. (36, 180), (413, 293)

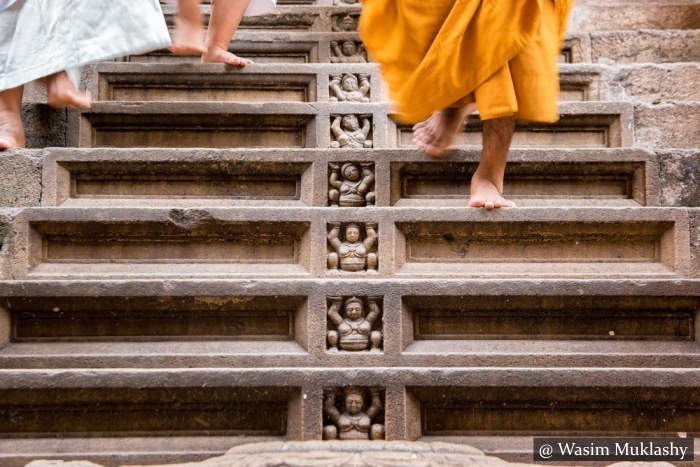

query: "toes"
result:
(0, 137), (11, 149)
(484, 200), (495, 210)
(468, 196), (485, 207)
(495, 198), (515, 208)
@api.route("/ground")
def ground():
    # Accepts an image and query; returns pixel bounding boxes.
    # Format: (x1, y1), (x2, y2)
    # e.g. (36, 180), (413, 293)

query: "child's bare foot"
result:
(0, 86), (26, 149)
(202, 46), (252, 66)
(46, 72), (92, 109)
(412, 103), (476, 158)
(0, 117), (25, 149)
(170, 15), (206, 55)
(469, 171), (515, 210)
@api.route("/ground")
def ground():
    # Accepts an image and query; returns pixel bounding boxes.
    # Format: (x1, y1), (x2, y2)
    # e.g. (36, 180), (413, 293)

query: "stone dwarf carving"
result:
(329, 162), (375, 207)
(327, 296), (382, 352)
(327, 222), (378, 273)
(332, 14), (359, 32)
(331, 115), (372, 149)
(323, 387), (385, 440)
(330, 73), (370, 103)
(330, 41), (367, 63)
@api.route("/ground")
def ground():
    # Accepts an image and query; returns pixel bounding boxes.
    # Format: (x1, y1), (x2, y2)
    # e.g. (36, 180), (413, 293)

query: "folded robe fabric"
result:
(0, 0), (171, 91)
(359, 0), (574, 123)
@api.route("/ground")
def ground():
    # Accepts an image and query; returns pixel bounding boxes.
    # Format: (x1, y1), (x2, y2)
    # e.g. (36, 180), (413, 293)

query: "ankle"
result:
(472, 169), (504, 192)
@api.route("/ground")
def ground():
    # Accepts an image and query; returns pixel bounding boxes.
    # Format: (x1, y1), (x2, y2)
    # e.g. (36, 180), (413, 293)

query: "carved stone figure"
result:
(323, 387), (385, 440)
(331, 115), (372, 148)
(330, 41), (367, 63)
(330, 73), (370, 102)
(327, 222), (378, 272)
(327, 296), (382, 352)
(332, 14), (358, 32)
(329, 162), (375, 207)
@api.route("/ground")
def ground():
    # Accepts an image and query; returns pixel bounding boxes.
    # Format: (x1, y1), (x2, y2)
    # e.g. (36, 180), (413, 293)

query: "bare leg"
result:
(469, 117), (516, 209)
(412, 102), (477, 158)
(0, 85), (25, 149)
(202, 0), (253, 66)
(170, 0), (206, 55)
(45, 71), (92, 109)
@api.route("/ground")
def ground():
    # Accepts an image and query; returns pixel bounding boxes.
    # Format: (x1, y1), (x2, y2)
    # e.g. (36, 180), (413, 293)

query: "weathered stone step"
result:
(86, 62), (606, 103)
(0, 368), (696, 457)
(160, 3), (363, 33)
(1, 340), (697, 370)
(569, 1), (700, 32)
(0, 207), (692, 280)
(0, 436), (250, 467)
(606, 63), (700, 103)
(40, 148), (658, 208)
(70, 101), (633, 149)
(590, 29), (700, 64)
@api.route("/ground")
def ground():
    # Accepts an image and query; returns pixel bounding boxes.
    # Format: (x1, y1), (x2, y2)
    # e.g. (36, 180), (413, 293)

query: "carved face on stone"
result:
(345, 393), (364, 415)
(342, 115), (360, 131)
(342, 41), (357, 56)
(345, 298), (364, 320)
(341, 15), (355, 31)
(342, 74), (358, 91)
(342, 163), (361, 182)
(345, 224), (361, 243)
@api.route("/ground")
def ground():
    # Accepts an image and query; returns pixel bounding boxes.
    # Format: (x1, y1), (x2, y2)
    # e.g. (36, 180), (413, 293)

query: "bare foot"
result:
(412, 103), (475, 158)
(46, 72), (92, 109)
(469, 172), (515, 210)
(202, 46), (252, 66)
(0, 111), (25, 149)
(169, 16), (206, 55)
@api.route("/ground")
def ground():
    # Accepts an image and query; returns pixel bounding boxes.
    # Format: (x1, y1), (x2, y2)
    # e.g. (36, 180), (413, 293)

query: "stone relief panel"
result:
(323, 387), (385, 440)
(330, 41), (367, 63)
(327, 222), (378, 273)
(327, 296), (382, 352)
(328, 162), (375, 207)
(332, 13), (359, 32)
(331, 115), (372, 148)
(330, 73), (370, 102)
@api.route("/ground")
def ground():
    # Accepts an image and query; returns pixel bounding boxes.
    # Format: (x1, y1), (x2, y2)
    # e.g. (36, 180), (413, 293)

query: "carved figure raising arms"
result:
(329, 162), (375, 207)
(332, 14), (358, 32)
(327, 222), (377, 272)
(323, 387), (385, 440)
(330, 41), (367, 63)
(331, 115), (372, 149)
(327, 296), (382, 352)
(330, 73), (370, 103)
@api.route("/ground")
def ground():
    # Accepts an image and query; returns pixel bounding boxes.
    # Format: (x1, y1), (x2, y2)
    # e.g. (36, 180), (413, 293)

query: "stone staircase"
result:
(0, 0), (698, 465)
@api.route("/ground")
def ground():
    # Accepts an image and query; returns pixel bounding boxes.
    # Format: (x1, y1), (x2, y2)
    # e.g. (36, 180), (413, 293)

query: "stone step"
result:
(0, 368), (696, 457)
(590, 29), (700, 64)
(39, 148), (658, 208)
(0, 339), (697, 370)
(160, 4), (363, 33)
(569, 1), (700, 32)
(0, 207), (692, 280)
(69, 101), (633, 149)
(1, 279), (695, 368)
(85, 62), (606, 103)
(606, 63), (700, 103)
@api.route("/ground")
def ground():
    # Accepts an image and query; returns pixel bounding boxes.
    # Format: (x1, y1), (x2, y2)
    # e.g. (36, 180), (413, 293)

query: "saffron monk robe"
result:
(359, 0), (574, 209)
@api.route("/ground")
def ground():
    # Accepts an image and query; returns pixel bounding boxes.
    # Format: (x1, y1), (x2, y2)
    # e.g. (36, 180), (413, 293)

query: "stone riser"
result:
(86, 62), (605, 104)
(69, 101), (633, 149)
(0, 369), (697, 451)
(1, 207), (690, 280)
(156, 3), (700, 34)
(40, 148), (657, 208)
(1, 283), (697, 369)
(124, 29), (700, 64)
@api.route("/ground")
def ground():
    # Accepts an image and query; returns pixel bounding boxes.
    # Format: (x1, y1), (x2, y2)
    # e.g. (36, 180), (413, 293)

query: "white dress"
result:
(0, 0), (171, 91)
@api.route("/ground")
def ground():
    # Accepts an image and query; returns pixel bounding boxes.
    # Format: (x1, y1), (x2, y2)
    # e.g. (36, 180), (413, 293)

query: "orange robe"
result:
(359, 0), (574, 123)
